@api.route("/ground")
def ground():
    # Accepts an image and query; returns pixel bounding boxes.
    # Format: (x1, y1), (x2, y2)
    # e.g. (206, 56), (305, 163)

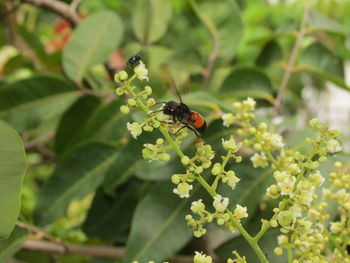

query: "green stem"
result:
(287, 236), (293, 263)
(211, 150), (232, 191)
(253, 199), (288, 241)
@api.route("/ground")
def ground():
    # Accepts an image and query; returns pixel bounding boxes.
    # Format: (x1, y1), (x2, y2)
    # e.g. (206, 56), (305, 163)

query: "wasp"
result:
(153, 77), (207, 137)
(127, 54), (142, 67)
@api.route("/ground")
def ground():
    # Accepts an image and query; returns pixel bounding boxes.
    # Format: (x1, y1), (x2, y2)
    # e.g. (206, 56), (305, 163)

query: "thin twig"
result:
(20, 0), (80, 27)
(273, 1), (312, 116)
(69, 0), (81, 12)
(16, 221), (65, 246)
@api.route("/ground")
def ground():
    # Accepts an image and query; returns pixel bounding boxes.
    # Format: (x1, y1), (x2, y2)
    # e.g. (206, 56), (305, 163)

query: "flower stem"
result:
(287, 236), (293, 263)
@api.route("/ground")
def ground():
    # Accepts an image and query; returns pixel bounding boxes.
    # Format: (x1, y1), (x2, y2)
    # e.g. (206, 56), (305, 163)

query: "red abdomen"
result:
(189, 112), (207, 133)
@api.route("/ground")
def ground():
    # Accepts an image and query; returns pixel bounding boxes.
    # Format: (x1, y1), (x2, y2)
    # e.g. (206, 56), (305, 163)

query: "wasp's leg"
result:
(177, 122), (200, 137)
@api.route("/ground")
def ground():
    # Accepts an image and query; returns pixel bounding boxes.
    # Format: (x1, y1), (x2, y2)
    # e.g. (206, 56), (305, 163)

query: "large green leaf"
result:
(300, 43), (350, 92)
(79, 98), (129, 142)
(220, 67), (275, 102)
(124, 181), (197, 263)
(309, 9), (345, 36)
(255, 40), (283, 67)
(0, 76), (78, 132)
(132, 0), (172, 43)
(34, 142), (118, 226)
(63, 11), (124, 83)
(0, 120), (26, 239)
(0, 227), (28, 261)
(83, 180), (143, 239)
(55, 95), (102, 156)
(103, 132), (160, 193)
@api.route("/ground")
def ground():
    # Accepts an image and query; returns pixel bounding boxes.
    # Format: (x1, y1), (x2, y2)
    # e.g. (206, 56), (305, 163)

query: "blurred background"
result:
(0, 0), (350, 262)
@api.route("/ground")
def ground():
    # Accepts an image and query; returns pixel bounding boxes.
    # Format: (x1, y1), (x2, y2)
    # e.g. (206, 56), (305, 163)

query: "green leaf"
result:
(215, 229), (286, 263)
(0, 227), (28, 261)
(83, 180), (143, 239)
(0, 120), (26, 239)
(124, 181), (195, 263)
(63, 11), (124, 83)
(103, 132), (160, 193)
(55, 95), (102, 156)
(0, 75), (78, 132)
(220, 67), (275, 102)
(80, 98), (129, 142)
(309, 9), (345, 35)
(132, 0), (172, 43)
(300, 43), (350, 92)
(255, 41), (283, 67)
(301, 43), (344, 79)
(197, 0), (244, 60)
(34, 142), (118, 226)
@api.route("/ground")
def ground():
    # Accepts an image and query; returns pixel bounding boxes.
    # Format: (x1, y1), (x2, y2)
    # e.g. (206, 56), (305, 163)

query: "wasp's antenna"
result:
(160, 64), (183, 103)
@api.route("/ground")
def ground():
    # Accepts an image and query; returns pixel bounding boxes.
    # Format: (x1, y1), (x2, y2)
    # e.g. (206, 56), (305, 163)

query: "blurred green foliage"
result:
(0, 0), (350, 262)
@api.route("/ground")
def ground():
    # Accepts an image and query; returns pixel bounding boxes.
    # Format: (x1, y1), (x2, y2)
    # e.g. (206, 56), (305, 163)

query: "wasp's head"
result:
(163, 101), (179, 115)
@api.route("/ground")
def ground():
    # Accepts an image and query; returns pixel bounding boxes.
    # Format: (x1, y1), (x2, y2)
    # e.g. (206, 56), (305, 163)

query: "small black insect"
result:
(127, 54), (142, 67)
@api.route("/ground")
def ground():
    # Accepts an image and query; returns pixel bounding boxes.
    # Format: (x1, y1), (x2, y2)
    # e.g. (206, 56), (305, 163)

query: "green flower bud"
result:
(127, 98), (137, 106)
(309, 118), (318, 128)
(334, 161), (342, 168)
(120, 105), (130, 114)
(202, 161), (211, 169)
(118, 71), (128, 81)
(274, 247), (283, 255)
(232, 102), (242, 110)
(277, 211), (294, 227)
(181, 156), (190, 165)
(253, 143), (262, 151)
(217, 218), (225, 225)
(156, 138), (164, 145)
(249, 127), (257, 134)
(171, 174), (180, 184)
(147, 98), (156, 106)
(144, 86), (152, 95)
(211, 163), (222, 175)
(161, 153), (170, 161)
(115, 87), (124, 95)
(195, 166), (203, 174)
(152, 120), (160, 128)
(258, 122), (267, 131)
(143, 125), (153, 131)
(270, 219), (278, 227)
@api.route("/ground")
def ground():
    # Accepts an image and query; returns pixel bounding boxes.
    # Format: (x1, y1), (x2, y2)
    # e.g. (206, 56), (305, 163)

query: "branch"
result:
(21, 240), (214, 263)
(20, 0), (80, 27)
(273, 1), (312, 116)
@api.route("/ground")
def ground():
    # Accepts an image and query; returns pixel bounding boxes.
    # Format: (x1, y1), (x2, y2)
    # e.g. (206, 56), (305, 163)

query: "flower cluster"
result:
(172, 142), (215, 198)
(186, 195), (248, 237)
(227, 251), (247, 263)
(115, 60), (348, 263)
(211, 137), (242, 190)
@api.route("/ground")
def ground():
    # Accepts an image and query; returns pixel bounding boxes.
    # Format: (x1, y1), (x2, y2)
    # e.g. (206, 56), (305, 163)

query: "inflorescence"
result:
(115, 58), (347, 263)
